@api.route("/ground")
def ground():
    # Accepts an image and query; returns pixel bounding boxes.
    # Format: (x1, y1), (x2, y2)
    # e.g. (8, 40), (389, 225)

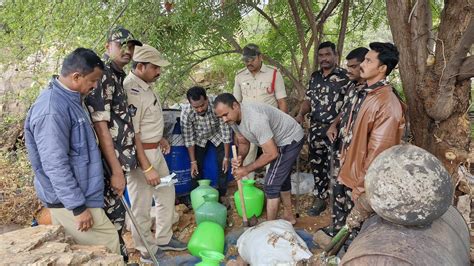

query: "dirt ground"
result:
(0, 149), (472, 265)
(124, 178), (331, 264)
(0, 150), (330, 264)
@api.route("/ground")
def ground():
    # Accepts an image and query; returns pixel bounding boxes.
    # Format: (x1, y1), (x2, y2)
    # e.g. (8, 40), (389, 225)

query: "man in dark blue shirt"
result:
(25, 48), (121, 256)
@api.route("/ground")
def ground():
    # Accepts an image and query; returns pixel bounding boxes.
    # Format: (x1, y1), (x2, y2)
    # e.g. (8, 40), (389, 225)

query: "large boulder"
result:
(365, 144), (453, 226)
(0, 225), (123, 265)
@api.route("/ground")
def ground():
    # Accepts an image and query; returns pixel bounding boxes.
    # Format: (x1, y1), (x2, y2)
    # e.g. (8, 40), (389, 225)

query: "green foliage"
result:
(0, 148), (33, 187)
(0, 0), (396, 105)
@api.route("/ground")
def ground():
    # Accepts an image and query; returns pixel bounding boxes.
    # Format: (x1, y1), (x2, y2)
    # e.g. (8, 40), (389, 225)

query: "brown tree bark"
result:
(306, 0), (341, 72)
(289, 0), (311, 81)
(386, 0), (473, 176)
(337, 0), (350, 64)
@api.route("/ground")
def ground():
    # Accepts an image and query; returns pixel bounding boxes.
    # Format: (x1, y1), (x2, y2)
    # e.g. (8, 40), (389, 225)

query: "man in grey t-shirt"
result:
(214, 93), (304, 224)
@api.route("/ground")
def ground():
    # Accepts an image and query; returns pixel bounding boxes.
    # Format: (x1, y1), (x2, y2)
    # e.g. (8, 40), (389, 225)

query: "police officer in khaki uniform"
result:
(124, 44), (186, 263)
(233, 43), (288, 179)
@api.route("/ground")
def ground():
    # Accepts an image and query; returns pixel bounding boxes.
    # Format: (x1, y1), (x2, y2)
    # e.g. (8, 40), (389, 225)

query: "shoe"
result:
(307, 198), (327, 216)
(158, 236), (187, 251)
(140, 248), (165, 263)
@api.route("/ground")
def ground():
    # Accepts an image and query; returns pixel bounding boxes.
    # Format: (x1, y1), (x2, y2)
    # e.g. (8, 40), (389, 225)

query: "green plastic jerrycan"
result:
(188, 221), (225, 257)
(195, 194), (227, 228)
(234, 179), (264, 218)
(196, 250), (225, 266)
(191, 179), (219, 210)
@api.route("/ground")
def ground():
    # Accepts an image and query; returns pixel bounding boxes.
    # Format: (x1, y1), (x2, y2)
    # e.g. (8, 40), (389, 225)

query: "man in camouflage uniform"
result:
(85, 26), (142, 260)
(233, 43), (288, 179)
(323, 47), (368, 235)
(295, 41), (349, 216)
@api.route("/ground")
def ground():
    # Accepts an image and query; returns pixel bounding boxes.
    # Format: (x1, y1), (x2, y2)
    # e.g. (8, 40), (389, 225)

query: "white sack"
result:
(237, 220), (312, 265)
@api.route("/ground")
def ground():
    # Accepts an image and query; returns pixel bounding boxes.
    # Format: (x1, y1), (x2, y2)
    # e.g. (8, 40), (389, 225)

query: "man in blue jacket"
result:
(24, 48), (120, 255)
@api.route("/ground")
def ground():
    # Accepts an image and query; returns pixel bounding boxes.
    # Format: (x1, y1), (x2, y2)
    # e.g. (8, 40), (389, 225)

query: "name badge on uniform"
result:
(128, 104), (137, 117)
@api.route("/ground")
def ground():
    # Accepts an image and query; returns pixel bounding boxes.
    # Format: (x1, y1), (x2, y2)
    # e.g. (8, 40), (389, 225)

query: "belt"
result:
(142, 142), (159, 150)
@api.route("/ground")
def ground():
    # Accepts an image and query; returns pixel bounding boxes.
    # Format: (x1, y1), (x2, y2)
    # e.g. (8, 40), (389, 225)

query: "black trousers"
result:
(191, 141), (228, 197)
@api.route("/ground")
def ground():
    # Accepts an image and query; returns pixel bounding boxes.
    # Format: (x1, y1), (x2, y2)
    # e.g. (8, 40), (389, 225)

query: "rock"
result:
(0, 224), (24, 235)
(226, 256), (248, 266)
(365, 144), (453, 226)
(456, 194), (471, 225)
(0, 225), (123, 265)
(0, 225), (65, 254)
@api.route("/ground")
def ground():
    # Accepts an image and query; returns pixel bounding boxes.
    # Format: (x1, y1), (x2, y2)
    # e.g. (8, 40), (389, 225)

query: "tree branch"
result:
(427, 17), (474, 121)
(410, 0), (433, 79)
(307, 0), (341, 71)
(181, 45), (306, 100)
(241, 1), (279, 30)
(298, 0), (318, 78)
(290, 0), (310, 80)
(458, 55), (474, 81)
(299, 0), (317, 48)
(386, 1), (420, 116)
(303, 0), (323, 60)
(346, 0), (374, 34)
(314, 0), (330, 23)
(184, 48), (213, 57)
(183, 50), (238, 72)
(442, 17), (474, 84)
(221, 32), (241, 51)
(288, 1), (306, 53)
(93, 1), (129, 49)
(337, 0), (350, 64)
(316, 0), (341, 31)
(239, 0), (300, 79)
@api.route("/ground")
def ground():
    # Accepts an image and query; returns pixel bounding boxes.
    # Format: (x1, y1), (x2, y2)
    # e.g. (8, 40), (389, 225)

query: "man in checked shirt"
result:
(180, 86), (232, 205)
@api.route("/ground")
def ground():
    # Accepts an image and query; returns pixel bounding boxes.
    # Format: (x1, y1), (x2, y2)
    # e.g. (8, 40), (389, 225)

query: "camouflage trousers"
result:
(308, 124), (331, 200)
(332, 178), (354, 229)
(103, 173), (128, 261)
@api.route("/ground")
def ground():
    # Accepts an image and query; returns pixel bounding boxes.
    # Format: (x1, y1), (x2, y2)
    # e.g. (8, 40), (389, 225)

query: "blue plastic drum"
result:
(201, 142), (234, 184)
(163, 110), (193, 196)
(163, 109), (234, 195)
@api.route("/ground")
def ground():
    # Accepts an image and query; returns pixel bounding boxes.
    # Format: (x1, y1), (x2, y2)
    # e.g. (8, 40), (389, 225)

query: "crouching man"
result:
(214, 93), (304, 224)
(24, 48), (120, 255)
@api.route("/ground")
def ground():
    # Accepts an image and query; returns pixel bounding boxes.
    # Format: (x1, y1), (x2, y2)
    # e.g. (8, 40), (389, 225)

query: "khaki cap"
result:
(133, 44), (170, 67)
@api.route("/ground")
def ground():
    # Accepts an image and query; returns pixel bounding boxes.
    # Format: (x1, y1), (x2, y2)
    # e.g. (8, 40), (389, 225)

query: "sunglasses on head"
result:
(242, 56), (257, 63)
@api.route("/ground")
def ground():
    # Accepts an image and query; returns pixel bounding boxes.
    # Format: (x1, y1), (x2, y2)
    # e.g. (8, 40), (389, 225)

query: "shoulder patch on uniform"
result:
(128, 104), (137, 117)
(130, 88), (140, 95)
(236, 67), (248, 75)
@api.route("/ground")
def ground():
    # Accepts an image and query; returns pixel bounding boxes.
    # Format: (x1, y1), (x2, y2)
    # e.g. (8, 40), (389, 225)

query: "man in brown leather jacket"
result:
(337, 42), (405, 231)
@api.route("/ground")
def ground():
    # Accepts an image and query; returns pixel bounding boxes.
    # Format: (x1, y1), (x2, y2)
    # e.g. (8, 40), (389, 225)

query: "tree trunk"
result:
(386, 0), (473, 176)
(337, 0), (350, 64)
